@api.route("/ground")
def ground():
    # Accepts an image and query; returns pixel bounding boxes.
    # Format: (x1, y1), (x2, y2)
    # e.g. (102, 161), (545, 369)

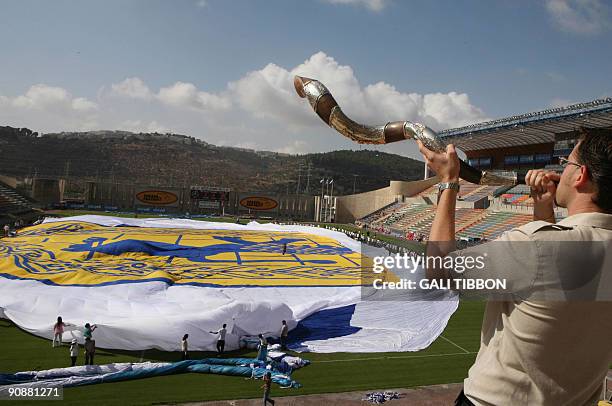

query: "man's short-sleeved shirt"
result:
(449, 213), (612, 405)
(83, 327), (93, 339)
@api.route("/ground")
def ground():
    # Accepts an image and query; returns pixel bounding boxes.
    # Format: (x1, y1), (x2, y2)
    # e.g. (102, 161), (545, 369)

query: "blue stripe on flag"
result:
(288, 304), (360, 345)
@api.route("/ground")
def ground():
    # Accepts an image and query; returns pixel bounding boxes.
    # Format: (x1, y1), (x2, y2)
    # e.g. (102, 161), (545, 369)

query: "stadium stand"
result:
(357, 181), (534, 242)
(358, 202), (533, 242)
(500, 194), (532, 206)
(504, 185), (531, 194)
(0, 180), (40, 227)
(457, 211), (532, 240)
(386, 204), (433, 227)
(355, 201), (403, 227)
(499, 184), (534, 207)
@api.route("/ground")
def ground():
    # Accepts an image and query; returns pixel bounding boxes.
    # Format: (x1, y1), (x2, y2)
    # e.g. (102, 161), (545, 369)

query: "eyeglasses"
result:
(559, 157), (582, 169)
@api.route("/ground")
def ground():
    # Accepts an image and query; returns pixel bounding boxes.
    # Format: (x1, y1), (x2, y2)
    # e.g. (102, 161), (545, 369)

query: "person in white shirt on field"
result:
(181, 334), (189, 360)
(257, 334), (268, 361)
(209, 324), (227, 355)
(69, 339), (78, 366)
(279, 320), (289, 350)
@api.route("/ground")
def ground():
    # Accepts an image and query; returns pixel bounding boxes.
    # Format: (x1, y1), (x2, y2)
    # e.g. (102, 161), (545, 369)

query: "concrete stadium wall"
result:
(388, 178), (439, 196)
(31, 178), (62, 205)
(227, 193), (314, 220)
(335, 177), (439, 223)
(82, 181), (314, 219)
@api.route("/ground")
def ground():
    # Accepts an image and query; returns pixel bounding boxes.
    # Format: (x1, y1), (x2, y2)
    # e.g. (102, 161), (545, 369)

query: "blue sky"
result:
(1, 0), (610, 158)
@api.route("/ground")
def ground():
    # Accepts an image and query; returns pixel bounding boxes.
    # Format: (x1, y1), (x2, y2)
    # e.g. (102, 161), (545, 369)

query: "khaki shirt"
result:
(451, 213), (612, 405)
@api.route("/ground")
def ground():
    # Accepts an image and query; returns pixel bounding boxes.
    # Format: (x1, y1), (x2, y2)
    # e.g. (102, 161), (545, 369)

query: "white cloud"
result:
(72, 97), (98, 112)
(545, 0), (611, 35)
(0, 84), (99, 131)
(110, 78), (232, 111)
(422, 92), (487, 128)
(9, 84), (98, 113)
(8, 84), (97, 113)
(111, 77), (152, 100)
(196, 0), (207, 8)
(322, 0), (388, 12)
(231, 51), (487, 131)
(12, 84), (70, 109)
(0, 52), (488, 158)
(111, 77), (231, 110)
(229, 63), (310, 126)
(157, 82), (231, 111)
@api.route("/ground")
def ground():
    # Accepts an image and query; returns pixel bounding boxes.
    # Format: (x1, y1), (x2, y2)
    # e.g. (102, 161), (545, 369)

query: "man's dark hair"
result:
(576, 127), (612, 213)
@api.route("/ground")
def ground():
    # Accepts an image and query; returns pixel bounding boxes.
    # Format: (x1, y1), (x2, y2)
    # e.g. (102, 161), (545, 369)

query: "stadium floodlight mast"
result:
(294, 76), (526, 186)
(316, 177), (335, 223)
(329, 178), (334, 222)
(326, 179), (330, 222)
(319, 178), (325, 222)
(325, 179), (330, 222)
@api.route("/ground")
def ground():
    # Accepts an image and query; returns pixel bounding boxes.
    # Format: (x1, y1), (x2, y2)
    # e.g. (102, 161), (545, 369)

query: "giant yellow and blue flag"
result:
(0, 215), (458, 352)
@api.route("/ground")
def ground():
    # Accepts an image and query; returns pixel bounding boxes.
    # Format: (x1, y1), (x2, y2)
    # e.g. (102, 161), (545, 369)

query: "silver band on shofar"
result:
(294, 75), (521, 186)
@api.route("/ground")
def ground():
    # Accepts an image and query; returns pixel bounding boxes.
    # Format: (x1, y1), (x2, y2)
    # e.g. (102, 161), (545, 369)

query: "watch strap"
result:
(437, 182), (460, 204)
(438, 182), (460, 193)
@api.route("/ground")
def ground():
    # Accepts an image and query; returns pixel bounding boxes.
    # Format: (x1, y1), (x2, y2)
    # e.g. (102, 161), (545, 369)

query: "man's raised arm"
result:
(416, 140), (460, 282)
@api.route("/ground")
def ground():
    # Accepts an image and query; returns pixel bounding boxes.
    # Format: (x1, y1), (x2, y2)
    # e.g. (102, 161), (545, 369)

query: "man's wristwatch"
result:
(437, 182), (460, 203)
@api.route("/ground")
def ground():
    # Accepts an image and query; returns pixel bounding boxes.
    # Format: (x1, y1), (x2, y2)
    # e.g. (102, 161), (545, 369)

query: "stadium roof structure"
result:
(439, 98), (612, 151)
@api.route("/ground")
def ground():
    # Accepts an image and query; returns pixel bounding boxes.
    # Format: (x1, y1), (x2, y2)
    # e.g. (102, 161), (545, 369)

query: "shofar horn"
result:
(294, 75), (520, 186)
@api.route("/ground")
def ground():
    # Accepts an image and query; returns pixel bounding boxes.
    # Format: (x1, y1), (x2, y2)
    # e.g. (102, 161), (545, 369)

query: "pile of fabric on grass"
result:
(0, 356), (308, 394)
(266, 344), (310, 373)
(362, 391), (402, 404)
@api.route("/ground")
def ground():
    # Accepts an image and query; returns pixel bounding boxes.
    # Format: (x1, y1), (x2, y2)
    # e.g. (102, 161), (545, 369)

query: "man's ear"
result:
(574, 165), (591, 189)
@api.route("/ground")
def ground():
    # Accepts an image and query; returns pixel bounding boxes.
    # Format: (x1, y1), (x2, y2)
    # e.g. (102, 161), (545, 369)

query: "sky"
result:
(0, 0), (611, 159)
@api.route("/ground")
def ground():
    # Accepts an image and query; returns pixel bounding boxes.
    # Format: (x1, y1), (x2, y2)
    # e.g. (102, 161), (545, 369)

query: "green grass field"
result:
(0, 301), (484, 406)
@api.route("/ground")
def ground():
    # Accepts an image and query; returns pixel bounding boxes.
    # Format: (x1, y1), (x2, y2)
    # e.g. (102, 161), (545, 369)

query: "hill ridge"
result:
(0, 126), (424, 195)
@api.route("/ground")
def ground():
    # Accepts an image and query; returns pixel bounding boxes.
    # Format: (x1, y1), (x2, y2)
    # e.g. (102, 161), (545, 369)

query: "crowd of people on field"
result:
(51, 316), (293, 403)
(53, 317), (97, 366)
(52, 317), (290, 365)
